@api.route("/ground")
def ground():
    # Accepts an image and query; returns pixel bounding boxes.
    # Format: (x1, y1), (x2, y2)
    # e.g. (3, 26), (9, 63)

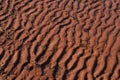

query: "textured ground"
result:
(0, 0), (120, 80)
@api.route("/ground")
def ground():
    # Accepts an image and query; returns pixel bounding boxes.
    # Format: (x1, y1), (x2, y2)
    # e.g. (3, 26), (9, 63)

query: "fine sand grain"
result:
(0, 0), (120, 80)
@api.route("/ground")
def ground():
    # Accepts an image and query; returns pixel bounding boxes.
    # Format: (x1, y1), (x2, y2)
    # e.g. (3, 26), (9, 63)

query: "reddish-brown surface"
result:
(0, 0), (120, 80)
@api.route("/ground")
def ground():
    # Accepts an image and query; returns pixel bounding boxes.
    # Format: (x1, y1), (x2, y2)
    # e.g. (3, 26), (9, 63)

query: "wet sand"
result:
(0, 0), (120, 80)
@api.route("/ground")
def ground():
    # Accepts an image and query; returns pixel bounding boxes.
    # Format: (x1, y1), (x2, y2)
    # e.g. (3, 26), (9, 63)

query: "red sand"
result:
(0, 0), (120, 80)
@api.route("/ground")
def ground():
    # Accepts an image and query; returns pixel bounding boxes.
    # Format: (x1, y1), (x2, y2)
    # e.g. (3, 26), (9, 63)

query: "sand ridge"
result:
(0, 0), (120, 80)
